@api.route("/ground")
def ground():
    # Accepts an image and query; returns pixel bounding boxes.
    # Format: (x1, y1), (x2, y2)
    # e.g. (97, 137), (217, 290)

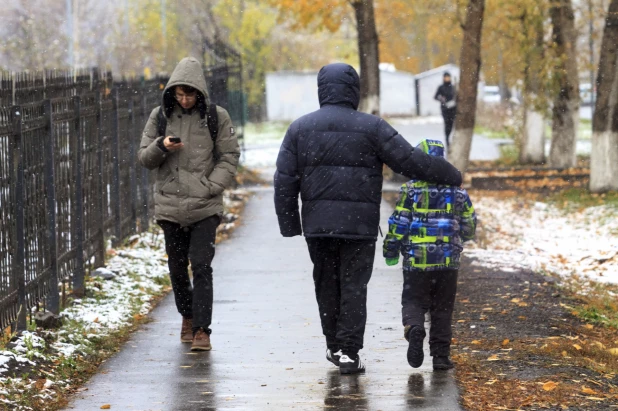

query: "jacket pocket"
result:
(157, 167), (174, 193)
(202, 176), (224, 197)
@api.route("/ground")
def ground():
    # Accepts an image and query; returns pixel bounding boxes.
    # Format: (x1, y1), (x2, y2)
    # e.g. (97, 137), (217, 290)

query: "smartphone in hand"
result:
(169, 136), (182, 144)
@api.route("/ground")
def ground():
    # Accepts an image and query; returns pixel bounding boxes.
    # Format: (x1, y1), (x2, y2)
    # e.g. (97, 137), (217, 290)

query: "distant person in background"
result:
(434, 72), (457, 148)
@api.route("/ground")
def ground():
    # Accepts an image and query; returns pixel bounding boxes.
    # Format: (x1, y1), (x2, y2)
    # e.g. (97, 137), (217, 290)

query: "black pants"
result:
(158, 215), (220, 335)
(442, 108), (456, 146)
(402, 270), (458, 357)
(306, 238), (375, 355)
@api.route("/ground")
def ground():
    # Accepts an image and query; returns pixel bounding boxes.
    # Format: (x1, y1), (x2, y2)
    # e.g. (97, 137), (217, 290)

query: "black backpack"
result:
(156, 103), (219, 158)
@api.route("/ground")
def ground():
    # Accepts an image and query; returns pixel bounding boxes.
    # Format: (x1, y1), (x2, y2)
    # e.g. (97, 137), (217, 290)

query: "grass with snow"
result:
(466, 192), (618, 283)
(0, 231), (170, 410)
(0, 189), (250, 410)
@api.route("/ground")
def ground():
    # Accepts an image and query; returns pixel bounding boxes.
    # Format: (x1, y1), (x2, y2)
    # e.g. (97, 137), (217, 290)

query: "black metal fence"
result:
(0, 69), (168, 332)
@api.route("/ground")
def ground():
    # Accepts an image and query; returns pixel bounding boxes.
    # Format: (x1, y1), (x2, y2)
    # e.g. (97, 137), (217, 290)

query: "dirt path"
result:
(453, 257), (618, 410)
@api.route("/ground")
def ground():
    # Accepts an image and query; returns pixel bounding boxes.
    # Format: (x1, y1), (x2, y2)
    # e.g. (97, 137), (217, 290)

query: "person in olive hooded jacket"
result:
(139, 57), (240, 351)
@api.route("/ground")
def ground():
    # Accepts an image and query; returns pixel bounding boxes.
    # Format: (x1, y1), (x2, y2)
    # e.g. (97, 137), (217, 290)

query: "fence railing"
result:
(0, 69), (168, 332)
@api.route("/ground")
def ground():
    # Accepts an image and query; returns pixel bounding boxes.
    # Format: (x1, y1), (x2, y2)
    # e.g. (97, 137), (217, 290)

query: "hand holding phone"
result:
(164, 135), (184, 151)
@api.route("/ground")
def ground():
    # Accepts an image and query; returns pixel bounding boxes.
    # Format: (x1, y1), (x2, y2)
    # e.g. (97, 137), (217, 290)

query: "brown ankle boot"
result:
(181, 317), (193, 343)
(191, 328), (212, 351)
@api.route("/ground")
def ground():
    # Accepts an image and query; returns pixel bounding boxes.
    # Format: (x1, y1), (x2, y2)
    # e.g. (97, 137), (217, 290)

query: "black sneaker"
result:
(433, 356), (454, 370)
(326, 348), (342, 366)
(406, 325), (426, 368)
(339, 353), (365, 375)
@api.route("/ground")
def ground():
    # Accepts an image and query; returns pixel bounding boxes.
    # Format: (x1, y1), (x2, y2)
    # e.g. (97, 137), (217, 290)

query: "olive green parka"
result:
(138, 57), (240, 226)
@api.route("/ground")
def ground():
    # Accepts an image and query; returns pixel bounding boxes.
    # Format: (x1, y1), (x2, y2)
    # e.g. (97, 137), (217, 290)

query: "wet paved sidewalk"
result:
(66, 190), (462, 411)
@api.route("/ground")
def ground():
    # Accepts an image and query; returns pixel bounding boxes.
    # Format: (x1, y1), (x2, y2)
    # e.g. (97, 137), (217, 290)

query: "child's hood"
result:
(416, 139), (445, 158)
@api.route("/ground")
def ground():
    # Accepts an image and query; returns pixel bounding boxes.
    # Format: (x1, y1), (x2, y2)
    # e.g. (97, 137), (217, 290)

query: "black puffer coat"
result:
(274, 63), (462, 240)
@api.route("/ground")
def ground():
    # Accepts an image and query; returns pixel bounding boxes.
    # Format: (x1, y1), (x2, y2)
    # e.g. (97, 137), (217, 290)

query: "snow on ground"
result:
(0, 189), (249, 409)
(60, 234), (168, 331)
(0, 231), (169, 410)
(466, 196), (618, 284)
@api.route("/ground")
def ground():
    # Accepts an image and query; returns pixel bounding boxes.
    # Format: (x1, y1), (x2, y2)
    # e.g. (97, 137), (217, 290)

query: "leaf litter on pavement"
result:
(449, 189), (618, 410)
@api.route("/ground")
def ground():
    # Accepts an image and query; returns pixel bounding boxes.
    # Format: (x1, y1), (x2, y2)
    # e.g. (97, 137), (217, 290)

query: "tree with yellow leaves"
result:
(268, 0), (381, 114)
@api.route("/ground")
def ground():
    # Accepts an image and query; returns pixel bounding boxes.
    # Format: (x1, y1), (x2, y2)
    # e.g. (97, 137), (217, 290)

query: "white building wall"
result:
(380, 71), (416, 117)
(266, 69), (418, 121)
(266, 72), (320, 122)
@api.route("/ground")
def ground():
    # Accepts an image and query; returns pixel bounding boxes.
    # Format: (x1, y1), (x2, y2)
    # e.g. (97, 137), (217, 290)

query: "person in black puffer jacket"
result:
(274, 63), (462, 375)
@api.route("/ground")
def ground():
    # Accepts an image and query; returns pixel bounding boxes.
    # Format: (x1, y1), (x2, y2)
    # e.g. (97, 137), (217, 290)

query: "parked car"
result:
(580, 83), (594, 106)
(482, 85), (501, 104)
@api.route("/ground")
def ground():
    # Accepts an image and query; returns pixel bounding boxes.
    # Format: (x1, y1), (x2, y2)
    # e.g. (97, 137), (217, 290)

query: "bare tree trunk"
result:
(449, 0), (485, 172)
(520, 16), (546, 164)
(549, 0), (579, 168)
(591, 0), (618, 192)
(352, 0), (380, 115)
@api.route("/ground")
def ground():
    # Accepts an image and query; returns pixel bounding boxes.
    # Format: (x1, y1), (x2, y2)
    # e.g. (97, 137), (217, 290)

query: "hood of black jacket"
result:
(317, 63), (360, 110)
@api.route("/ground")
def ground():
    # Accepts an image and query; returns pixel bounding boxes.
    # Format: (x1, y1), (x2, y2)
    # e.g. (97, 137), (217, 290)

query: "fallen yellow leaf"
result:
(573, 344), (582, 351)
(584, 324), (594, 330)
(607, 348), (618, 356)
(100, 406), (111, 410)
(542, 381), (558, 391)
(582, 387), (598, 395)
(502, 339), (510, 346)
(487, 355), (500, 361)
(472, 340), (482, 345)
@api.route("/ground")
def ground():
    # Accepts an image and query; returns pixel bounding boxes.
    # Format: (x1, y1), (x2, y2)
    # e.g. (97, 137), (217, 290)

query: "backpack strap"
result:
(156, 106), (167, 137)
(206, 104), (219, 160)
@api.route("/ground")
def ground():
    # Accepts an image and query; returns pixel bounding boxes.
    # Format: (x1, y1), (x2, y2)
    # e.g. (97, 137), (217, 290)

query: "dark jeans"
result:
(306, 237), (375, 355)
(158, 215), (220, 335)
(402, 269), (458, 357)
(442, 108), (457, 146)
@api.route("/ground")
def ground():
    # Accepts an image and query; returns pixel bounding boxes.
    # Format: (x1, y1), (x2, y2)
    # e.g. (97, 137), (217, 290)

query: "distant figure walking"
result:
(138, 57), (240, 351)
(274, 63), (462, 375)
(434, 72), (457, 148)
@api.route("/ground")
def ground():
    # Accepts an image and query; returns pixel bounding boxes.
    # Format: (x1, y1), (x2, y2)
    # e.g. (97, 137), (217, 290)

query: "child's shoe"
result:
(405, 325), (426, 368)
(433, 356), (454, 370)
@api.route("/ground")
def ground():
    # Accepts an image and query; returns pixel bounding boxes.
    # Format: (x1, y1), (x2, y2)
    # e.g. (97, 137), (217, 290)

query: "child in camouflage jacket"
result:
(383, 139), (476, 370)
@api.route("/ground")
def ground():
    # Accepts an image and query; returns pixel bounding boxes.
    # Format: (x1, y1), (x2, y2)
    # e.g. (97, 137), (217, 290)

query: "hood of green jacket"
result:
(162, 57), (210, 118)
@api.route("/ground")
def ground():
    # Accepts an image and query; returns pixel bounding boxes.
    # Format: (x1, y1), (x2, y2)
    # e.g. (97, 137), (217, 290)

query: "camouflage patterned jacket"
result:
(383, 139), (476, 271)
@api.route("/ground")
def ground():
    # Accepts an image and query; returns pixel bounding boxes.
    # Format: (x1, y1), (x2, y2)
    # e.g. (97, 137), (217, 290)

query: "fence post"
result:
(128, 98), (138, 235)
(95, 92), (106, 266)
(111, 88), (122, 247)
(43, 99), (60, 313)
(72, 96), (85, 297)
(11, 105), (26, 331)
(140, 89), (149, 231)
